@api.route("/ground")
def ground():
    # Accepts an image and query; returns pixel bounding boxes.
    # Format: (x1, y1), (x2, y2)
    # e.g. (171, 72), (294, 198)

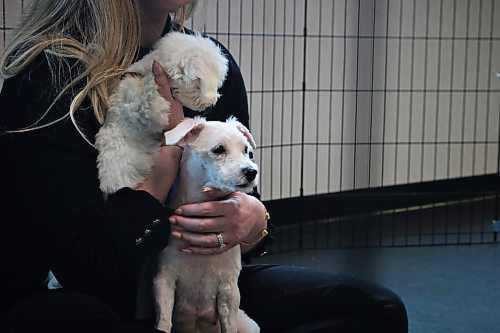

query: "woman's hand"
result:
(135, 145), (182, 204)
(152, 60), (184, 131)
(169, 189), (267, 255)
(135, 61), (185, 203)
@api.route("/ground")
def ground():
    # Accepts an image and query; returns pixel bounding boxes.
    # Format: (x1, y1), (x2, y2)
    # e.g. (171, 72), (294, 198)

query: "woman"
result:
(0, 1), (408, 332)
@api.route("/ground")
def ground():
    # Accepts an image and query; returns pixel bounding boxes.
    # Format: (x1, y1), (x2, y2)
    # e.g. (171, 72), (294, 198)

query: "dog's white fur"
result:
(128, 31), (228, 111)
(155, 116), (260, 333)
(95, 31), (228, 195)
(94, 32), (259, 333)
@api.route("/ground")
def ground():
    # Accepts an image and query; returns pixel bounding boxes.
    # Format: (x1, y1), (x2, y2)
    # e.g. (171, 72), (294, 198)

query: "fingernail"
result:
(181, 248), (192, 254)
(169, 217), (176, 224)
(202, 187), (213, 193)
(174, 209), (182, 215)
(171, 231), (181, 239)
(152, 60), (162, 76)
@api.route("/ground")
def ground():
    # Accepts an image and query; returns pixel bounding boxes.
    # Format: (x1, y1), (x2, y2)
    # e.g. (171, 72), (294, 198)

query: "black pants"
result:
(0, 264), (408, 333)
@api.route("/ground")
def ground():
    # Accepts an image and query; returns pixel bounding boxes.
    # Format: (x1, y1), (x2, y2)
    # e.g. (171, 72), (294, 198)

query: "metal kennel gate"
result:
(188, 0), (500, 252)
(2, 0), (499, 252)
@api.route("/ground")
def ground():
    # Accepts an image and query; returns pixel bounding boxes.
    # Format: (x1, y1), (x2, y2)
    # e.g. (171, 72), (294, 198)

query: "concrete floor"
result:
(255, 243), (500, 333)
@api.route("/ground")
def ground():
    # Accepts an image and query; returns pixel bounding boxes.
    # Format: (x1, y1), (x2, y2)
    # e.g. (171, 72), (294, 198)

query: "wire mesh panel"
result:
(190, 0), (500, 199)
(2, 0), (499, 251)
(187, 0), (500, 251)
(0, 0), (23, 69)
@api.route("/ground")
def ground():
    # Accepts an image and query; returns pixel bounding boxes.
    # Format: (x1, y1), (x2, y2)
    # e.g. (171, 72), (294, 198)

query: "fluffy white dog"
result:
(156, 116), (260, 333)
(94, 32), (260, 333)
(96, 31), (228, 194)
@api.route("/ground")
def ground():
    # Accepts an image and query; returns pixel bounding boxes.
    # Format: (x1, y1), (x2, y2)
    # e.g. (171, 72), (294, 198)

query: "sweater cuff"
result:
(104, 188), (172, 264)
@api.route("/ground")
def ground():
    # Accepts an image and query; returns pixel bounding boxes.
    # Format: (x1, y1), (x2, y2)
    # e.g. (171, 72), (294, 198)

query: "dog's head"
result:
(164, 117), (258, 193)
(157, 32), (229, 111)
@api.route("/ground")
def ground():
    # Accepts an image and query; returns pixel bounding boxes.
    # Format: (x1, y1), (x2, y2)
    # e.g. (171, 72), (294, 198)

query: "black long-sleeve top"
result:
(0, 26), (266, 317)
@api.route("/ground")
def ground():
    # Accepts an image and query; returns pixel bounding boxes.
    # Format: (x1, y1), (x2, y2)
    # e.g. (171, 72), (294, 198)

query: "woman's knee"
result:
(375, 289), (408, 332)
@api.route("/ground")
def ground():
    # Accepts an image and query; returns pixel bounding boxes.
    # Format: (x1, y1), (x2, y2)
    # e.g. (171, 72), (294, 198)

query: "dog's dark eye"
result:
(212, 145), (226, 155)
(244, 146), (253, 159)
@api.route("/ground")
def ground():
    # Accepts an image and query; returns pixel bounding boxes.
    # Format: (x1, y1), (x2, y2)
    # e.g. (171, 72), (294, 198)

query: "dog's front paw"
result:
(237, 309), (260, 333)
(156, 319), (173, 333)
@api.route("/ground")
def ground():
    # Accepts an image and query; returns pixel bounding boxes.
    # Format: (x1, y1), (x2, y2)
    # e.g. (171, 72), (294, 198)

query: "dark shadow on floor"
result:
(255, 244), (500, 333)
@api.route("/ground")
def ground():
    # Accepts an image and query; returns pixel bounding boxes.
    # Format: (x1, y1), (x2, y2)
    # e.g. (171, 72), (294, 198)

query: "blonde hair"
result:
(0, 0), (197, 145)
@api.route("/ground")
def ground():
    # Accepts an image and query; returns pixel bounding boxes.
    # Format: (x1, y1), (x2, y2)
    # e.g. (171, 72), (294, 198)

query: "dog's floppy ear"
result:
(169, 56), (200, 83)
(226, 116), (257, 148)
(164, 117), (206, 146)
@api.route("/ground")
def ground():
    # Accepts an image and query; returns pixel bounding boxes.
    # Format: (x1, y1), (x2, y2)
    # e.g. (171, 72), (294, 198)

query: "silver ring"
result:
(216, 232), (226, 249)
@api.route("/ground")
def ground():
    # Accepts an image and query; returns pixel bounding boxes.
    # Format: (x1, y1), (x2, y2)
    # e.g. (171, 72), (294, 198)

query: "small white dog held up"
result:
(128, 31), (229, 111)
(95, 31), (228, 195)
(154, 117), (260, 333)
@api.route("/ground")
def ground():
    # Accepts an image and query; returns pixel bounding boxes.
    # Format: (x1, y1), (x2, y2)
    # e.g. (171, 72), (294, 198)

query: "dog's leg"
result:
(153, 270), (176, 333)
(217, 280), (240, 333)
(236, 309), (260, 333)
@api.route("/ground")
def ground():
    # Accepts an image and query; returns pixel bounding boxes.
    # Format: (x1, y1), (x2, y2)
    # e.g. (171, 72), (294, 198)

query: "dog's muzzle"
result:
(242, 167), (258, 182)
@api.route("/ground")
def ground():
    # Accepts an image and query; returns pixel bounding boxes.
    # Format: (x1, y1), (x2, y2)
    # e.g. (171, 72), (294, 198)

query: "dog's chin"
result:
(235, 182), (257, 193)
(207, 182), (256, 194)
(177, 98), (213, 112)
(186, 103), (213, 111)
(171, 89), (217, 111)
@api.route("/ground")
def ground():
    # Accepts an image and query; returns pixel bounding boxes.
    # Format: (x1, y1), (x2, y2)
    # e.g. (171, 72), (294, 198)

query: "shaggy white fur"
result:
(156, 117), (260, 333)
(94, 32), (259, 333)
(95, 31), (228, 195)
(128, 31), (228, 111)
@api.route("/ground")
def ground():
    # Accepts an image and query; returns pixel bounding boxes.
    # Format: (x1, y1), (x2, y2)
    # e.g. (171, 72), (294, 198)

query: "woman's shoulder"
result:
(0, 51), (86, 131)
(3, 51), (84, 102)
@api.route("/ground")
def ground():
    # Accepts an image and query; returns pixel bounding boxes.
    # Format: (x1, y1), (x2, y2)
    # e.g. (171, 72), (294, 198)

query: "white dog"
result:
(96, 31), (228, 194)
(154, 116), (260, 333)
(94, 32), (260, 332)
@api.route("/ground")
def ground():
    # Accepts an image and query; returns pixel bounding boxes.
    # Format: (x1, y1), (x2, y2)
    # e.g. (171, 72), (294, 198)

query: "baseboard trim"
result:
(263, 174), (500, 227)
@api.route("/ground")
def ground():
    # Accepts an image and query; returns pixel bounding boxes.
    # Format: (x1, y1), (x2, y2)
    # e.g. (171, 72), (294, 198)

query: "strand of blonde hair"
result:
(1, 1), (199, 147)
(0, 0), (140, 144)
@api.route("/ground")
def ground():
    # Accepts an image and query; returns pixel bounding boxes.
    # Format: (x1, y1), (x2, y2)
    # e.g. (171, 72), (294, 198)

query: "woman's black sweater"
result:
(0, 30), (266, 317)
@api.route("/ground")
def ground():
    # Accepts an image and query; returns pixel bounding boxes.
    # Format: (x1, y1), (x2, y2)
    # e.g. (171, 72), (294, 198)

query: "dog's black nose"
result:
(242, 167), (258, 182)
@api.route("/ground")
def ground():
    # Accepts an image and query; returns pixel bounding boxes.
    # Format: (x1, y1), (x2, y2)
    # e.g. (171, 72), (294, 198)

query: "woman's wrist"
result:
(135, 145), (183, 203)
(240, 199), (270, 248)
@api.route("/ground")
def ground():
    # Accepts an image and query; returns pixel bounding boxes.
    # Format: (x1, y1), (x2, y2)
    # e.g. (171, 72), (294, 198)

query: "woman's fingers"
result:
(152, 60), (184, 131)
(169, 214), (219, 233)
(182, 246), (228, 255)
(202, 187), (233, 200)
(168, 192), (262, 255)
(152, 60), (173, 99)
(169, 211), (237, 254)
(172, 230), (233, 255)
(174, 197), (238, 220)
(171, 229), (220, 248)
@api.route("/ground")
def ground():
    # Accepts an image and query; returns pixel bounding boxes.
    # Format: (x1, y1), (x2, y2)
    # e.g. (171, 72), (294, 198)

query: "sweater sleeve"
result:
(0, 53), (172, 307)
